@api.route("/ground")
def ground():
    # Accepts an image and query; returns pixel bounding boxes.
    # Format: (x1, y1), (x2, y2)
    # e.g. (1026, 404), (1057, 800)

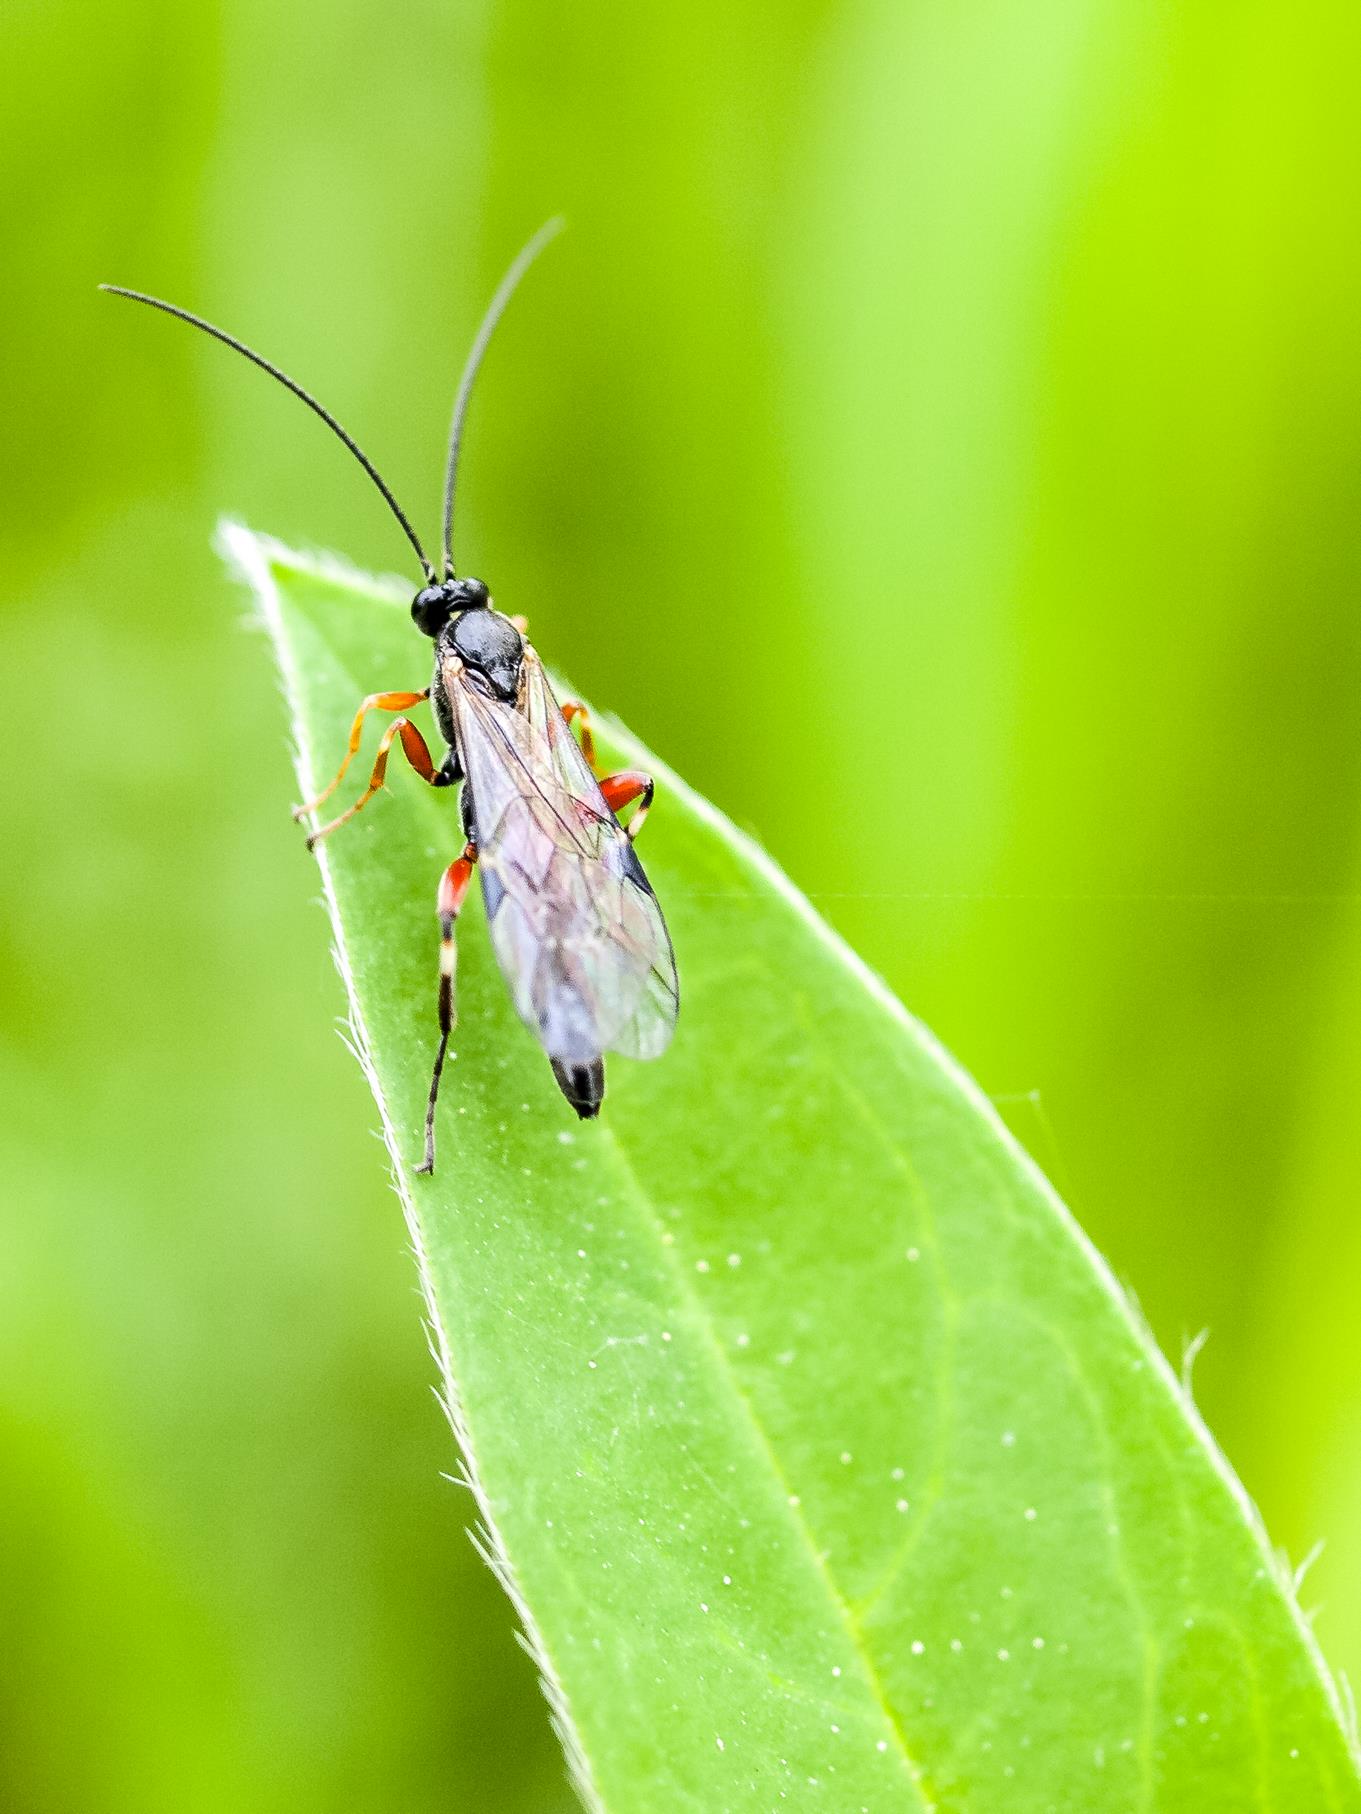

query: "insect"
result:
(102, 220), (678, 1172)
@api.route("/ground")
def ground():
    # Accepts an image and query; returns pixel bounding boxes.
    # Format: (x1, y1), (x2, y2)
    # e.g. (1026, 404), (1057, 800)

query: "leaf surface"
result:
(227, 524), (1360, 1813)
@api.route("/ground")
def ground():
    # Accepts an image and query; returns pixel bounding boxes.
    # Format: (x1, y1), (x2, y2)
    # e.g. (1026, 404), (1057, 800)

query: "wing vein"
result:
(446, 650), (678, 1065)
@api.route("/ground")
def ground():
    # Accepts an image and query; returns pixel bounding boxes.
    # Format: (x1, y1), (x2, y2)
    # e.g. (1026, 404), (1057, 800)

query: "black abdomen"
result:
(550, 1056), (604, 1119)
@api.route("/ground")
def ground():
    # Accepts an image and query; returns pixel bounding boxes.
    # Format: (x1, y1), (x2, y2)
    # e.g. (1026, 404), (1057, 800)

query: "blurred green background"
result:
(4, 0), (1361, 1807)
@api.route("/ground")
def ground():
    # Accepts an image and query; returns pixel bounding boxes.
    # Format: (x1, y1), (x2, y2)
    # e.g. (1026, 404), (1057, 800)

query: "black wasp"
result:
(103, 220), (678, 1172)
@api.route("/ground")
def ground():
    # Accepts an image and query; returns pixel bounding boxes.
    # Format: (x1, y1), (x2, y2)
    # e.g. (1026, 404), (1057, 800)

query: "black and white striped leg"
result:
(416, 840), (477, 1175)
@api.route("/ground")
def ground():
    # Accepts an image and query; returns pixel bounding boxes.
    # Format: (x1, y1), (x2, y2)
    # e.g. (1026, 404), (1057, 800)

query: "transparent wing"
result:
(445, 647), (678, 1065)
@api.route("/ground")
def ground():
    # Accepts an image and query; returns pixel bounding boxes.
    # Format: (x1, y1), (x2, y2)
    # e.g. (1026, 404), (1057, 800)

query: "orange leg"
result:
(294, 689), (429, 819)
(304, 716), (441, 850)
(416, 842), (478, 1175)
(599, 769), (654, 843)
(561, 700), (598, 771)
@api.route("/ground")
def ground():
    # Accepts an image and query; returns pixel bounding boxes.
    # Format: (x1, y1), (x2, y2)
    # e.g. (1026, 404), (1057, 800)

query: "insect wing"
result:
(518, 647), (679, 1057)
(446, 651), (678, 1066)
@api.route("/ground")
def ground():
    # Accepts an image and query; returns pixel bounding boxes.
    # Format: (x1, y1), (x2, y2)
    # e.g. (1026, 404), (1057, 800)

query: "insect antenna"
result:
(441, 215), (565, 579)
(99, 284), (436, 581)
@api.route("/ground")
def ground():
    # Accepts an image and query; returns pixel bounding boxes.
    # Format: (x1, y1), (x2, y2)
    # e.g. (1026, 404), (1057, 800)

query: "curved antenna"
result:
(442, 216), (565, 577)
(99, 284), (435, 581)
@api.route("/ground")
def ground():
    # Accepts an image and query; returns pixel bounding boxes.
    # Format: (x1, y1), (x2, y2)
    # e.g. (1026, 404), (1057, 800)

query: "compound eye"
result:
(411, 585), (450, 637)
(459, 577), (490, 609)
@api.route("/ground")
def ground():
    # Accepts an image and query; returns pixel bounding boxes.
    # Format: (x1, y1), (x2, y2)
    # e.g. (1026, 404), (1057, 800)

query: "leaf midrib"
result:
(591, 1115), (932, 1810)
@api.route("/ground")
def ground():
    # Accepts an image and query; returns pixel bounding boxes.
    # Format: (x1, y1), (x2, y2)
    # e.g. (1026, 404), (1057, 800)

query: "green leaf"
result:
(226, 522), (1359, 1813)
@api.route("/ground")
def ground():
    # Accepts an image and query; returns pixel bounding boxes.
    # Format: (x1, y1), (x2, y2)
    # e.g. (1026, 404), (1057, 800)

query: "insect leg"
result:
(561, 706), (653, 840)
(598, 769), (655, 843)
(560, 700), (598, 770)
(416, 841), (478, 1175)
(293, 690), (430, 819)
(305, 717), (445, 849)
